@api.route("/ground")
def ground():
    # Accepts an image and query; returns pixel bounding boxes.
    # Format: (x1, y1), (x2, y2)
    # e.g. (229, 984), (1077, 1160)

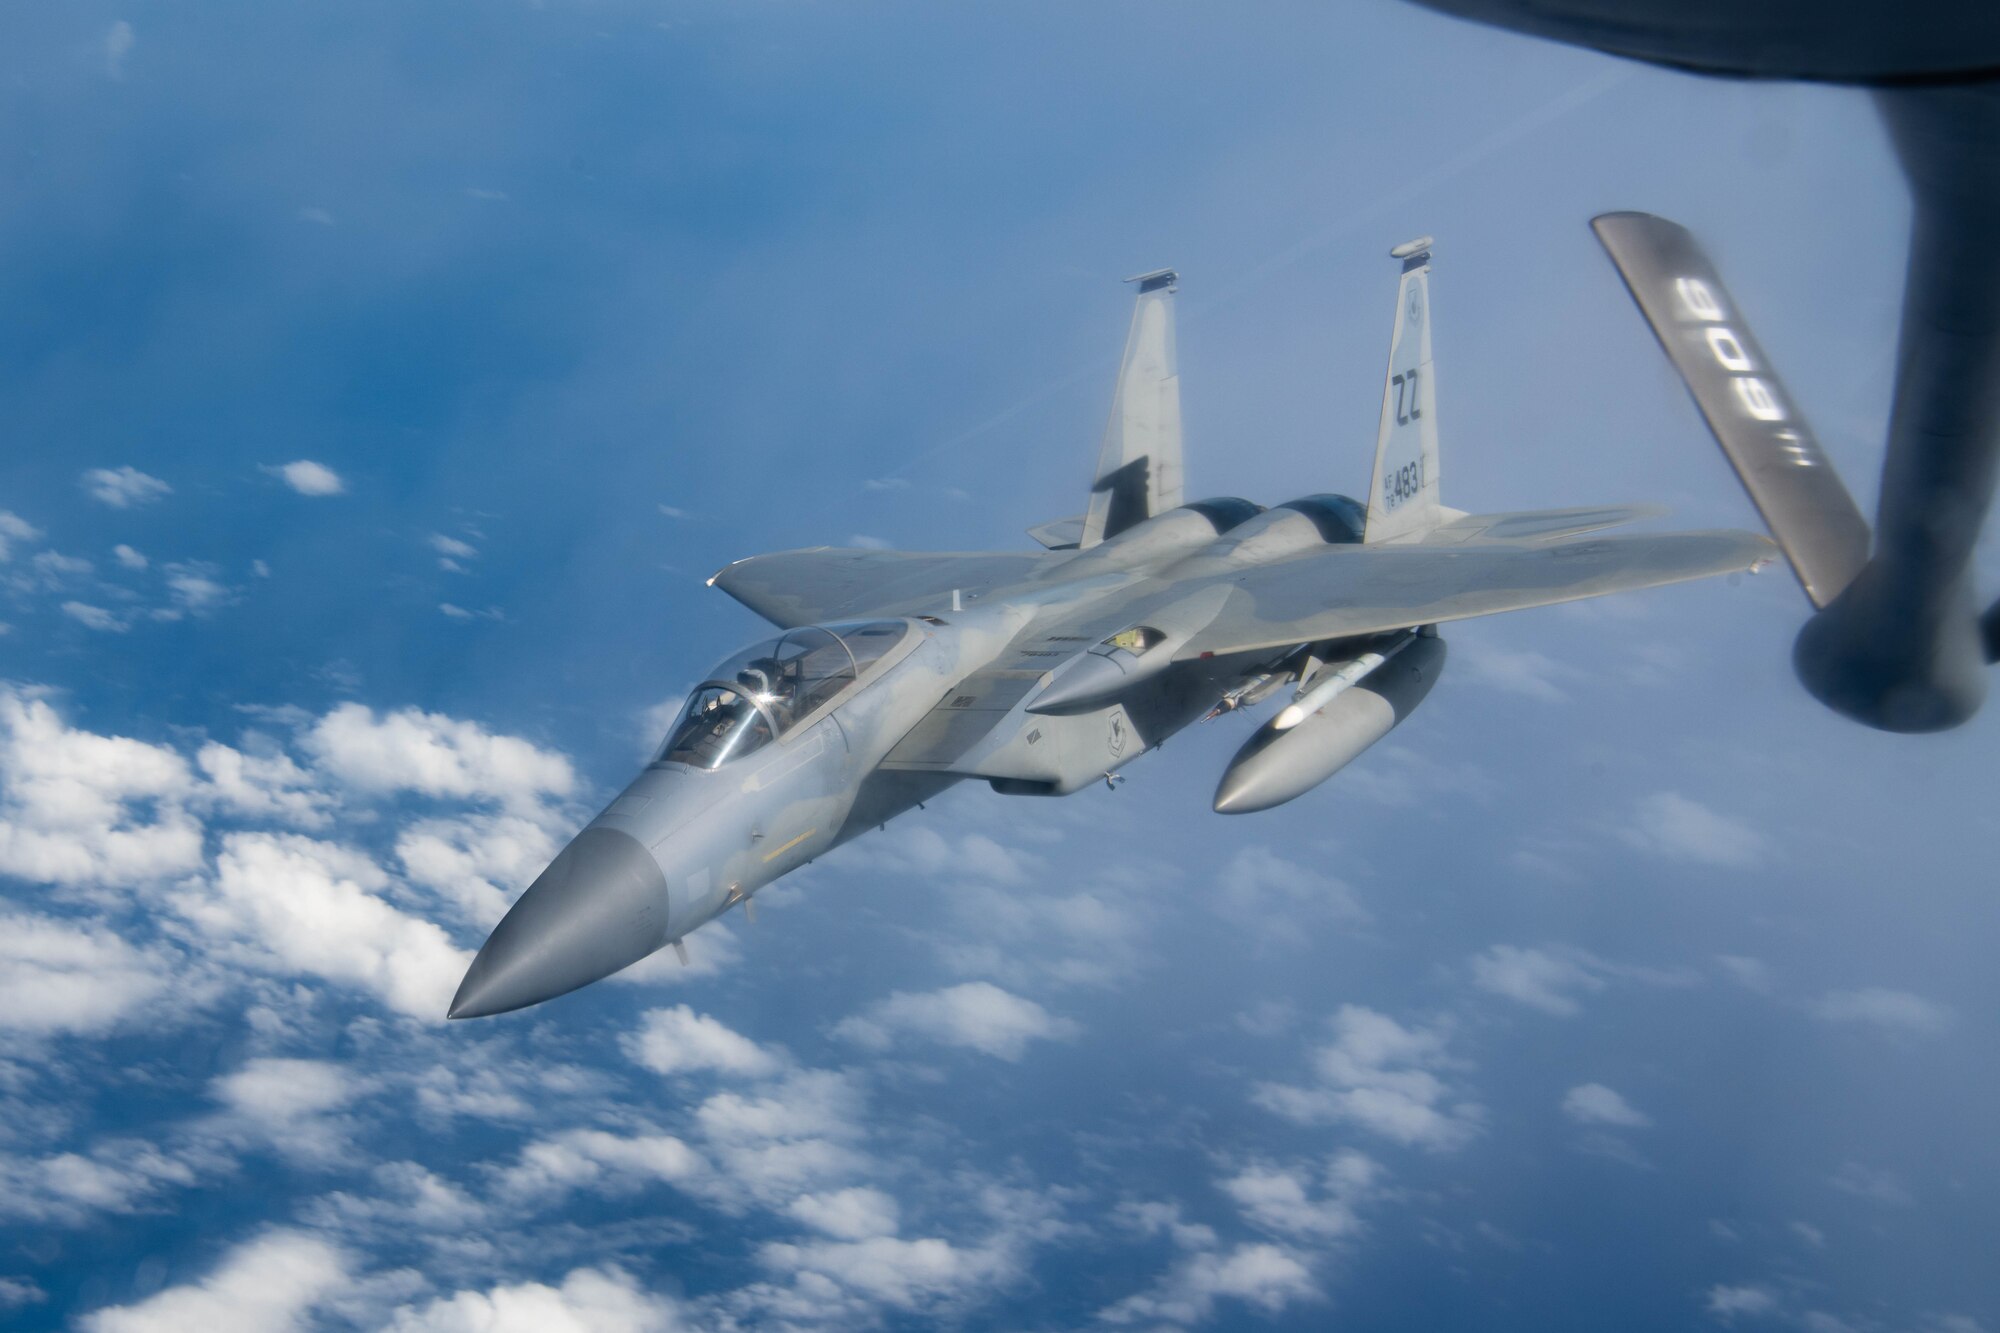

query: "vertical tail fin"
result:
(1079, 269), (1185, 549)
(1365, 239), (1443, 543)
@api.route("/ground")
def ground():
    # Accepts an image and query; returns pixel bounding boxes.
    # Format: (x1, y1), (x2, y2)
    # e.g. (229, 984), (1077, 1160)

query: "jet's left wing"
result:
(710, 548), (1059, 627)
(1174, 529), (1775, 659)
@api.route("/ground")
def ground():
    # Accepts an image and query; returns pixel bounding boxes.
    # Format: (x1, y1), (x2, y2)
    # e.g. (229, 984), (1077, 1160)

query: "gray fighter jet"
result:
(448, 244), (1774, 1020)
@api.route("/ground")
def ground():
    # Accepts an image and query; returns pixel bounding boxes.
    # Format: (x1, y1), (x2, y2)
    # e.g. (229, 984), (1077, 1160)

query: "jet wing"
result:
(709, 548), (1059, 628)
(1174, 529), (1775, 659)
(1421, 504), (1667, 545)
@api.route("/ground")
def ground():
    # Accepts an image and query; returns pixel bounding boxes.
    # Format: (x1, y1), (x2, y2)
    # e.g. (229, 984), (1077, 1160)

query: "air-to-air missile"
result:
(449, 243), (1774, 1020)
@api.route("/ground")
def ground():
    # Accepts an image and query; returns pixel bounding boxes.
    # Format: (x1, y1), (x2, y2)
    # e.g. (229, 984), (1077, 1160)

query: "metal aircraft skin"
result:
(1407, 0), (2000, 732)
(448, 246), (1775, 1020)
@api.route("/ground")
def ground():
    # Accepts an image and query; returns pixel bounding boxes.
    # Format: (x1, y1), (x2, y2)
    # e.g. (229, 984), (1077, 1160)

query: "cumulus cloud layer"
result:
(82, 1229), (349, 1333)
(1252, 1005), (1482, 1151)
(0, 685), (584, 1023)
(833, 982), (1079, 1061)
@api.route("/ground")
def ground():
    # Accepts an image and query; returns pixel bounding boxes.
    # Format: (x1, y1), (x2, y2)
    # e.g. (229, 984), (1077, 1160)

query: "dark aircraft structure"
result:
(450, 249), (1774, 1019)
(1410, 0), (2000, 731)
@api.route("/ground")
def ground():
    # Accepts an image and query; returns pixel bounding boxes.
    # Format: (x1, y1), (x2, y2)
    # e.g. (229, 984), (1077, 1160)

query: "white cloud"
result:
(758, 1235), (1006, 1310)
(80, 1229), (348, 1333)
(1252, 1005), (1481, 1151)
(163, 561), (232, 615)
(210, 1058), (368, 1164)
(847, 534), (894, 550)
(113, 544), (148, 570)
(1562, 1083), (1651, 1128)
(1705, 1283), (1782, 1322)
(0, 686), (204, 887)
(306, 1161), (488, 1237)
(1220, 1151), (1378, 1240)
(1215, 845), (1368, 934)
(1470, 944), (1605, 1017)
(493, 1129), (708, 1205)
(197, 741), (334, 829)
(691, 1070), (869, 1204)
(0, 1143), (198, 1226)
(0, 510), (41, 561)
(33, 550), (94, 586)
(833, 982), (1079, 1061)
(0, 1277), (44, 1309)
(1625, 791), (1767, 867)
(788, 1187), (900, 1241)
(385, 1266), (691, 1333)
(624, 1005), (785, 1080)
(62, 601), (129, 633)
(1099, 1243), (1319, 1325)
(430, 533), (478, 562)
(0, 913), (174, 1035)
(1112, 1200), (1217, 1251)
(81, 465), (170, 509)
(303, 703), (574, 812)
(1812, 987), (1952, 1036)
(395, 812), (561, 927)
(103, 21), (135, 80)
(267, 460), (345, 496)
(173, 832), (468, 1019)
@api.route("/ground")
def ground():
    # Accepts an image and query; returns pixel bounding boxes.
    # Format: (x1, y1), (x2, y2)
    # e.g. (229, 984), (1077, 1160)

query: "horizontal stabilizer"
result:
(1592, 211), (1871, 609)
(1026, 516), (1086, 550)
(710, 548), (1055, 628)
(1174, 529), (1775, 660)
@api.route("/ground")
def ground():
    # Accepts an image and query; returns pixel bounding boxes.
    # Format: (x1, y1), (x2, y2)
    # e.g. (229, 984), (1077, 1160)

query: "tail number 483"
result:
(1383, 456), (1425, 509)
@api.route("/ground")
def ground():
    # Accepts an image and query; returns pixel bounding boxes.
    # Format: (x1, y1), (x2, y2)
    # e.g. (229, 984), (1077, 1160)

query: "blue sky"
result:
(2, 2), (1996, 1329)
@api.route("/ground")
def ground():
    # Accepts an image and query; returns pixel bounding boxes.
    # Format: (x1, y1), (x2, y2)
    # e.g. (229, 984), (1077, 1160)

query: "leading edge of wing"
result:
(709, 548), (1061, 628)
(1174, 529), (1778, 660)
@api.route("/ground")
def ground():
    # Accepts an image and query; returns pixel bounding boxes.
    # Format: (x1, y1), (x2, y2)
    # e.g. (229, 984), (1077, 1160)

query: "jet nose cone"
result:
(448, 827), (671, 1020)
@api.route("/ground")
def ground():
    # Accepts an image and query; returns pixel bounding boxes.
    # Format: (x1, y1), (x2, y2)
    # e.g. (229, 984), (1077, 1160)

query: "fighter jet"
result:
(448, 243), (1774, 1020)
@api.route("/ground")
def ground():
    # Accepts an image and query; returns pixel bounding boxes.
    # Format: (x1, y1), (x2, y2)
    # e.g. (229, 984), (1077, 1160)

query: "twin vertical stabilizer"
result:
(1365, 239), (1443, 543)
(1079, 269), (1186, 549)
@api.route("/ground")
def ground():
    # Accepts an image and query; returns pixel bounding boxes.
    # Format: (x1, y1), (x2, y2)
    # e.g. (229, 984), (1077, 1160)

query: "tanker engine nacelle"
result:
(1213, 631), (1447, 813)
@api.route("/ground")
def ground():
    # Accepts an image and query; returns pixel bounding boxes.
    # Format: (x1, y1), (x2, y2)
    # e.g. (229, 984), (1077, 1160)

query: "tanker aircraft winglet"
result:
(449, 240), (1775, 1020)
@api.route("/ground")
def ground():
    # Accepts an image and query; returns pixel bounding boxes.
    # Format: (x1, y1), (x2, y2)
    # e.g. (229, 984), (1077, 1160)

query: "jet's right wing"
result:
(1422, 504), (1666, 544)
(710, 548), (1058, 628)
(1592, 212), (1871, 608)
(1173, 529), (1775, 660)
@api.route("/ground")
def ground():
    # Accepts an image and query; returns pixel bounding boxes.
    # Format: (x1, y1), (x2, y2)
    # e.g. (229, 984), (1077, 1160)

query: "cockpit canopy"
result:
(657, 620), (912, 770)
